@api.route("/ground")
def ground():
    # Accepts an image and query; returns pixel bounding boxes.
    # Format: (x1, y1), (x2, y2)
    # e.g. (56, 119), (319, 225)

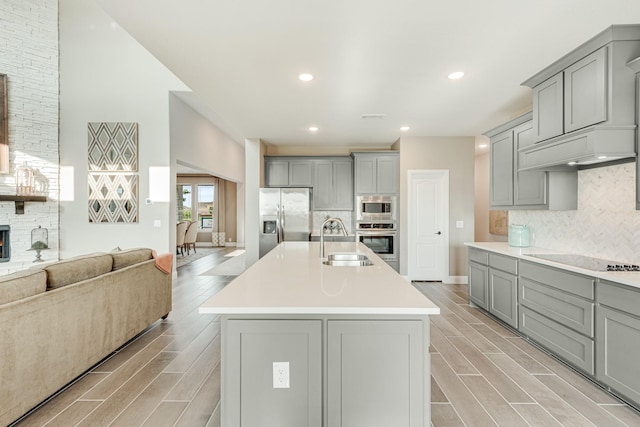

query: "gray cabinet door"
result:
(520, 306), (594, 375)
(266, 160), (289, 187)
(355, 156), (376, 194)
(312, 160), (332, 210)
(596, 305), (640, 406)
(327, 320), (425, 427)
(513, 121), (547, 206)
(533, 73), (564, 142)
(489, 268), (518, 328)
(376, 156), (398, 194)
(489, 130), (514, 207)
(289, 160), (313, 187)
(225, 320), (322, 427)
(469, 261), (489, 310)
(564, 47), (607, 133)
(333, 159), (354, 210)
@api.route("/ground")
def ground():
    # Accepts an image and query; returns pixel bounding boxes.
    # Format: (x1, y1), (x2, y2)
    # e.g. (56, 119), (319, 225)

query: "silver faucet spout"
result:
(320, 217), (349, 258)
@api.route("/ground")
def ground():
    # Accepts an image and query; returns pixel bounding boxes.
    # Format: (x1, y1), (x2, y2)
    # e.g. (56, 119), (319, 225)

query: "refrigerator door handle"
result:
(281, 205), (285, 241)
(276, 204), (283, 243)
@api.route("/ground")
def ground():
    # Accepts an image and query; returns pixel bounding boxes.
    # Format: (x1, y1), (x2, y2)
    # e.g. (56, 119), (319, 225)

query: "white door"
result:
(408, 170), (449, 281)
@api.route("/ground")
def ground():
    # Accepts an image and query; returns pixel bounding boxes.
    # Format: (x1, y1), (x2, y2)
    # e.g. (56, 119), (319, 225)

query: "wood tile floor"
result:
(13, 255), (640, 426)
(414, 281), (640, 427)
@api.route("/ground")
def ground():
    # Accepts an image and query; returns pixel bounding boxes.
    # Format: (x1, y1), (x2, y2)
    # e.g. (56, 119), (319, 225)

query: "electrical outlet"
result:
(273, 361), (290, 389)
(456, 220), (464, 229)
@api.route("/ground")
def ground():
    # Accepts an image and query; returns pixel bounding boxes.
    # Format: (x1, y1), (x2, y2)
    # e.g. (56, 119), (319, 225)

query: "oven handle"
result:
(356, 230), (397, 236)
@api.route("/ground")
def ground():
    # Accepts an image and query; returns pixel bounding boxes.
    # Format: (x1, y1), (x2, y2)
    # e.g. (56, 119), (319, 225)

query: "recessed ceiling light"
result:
(400, 126), (410, 132)
(298, 73), (314, 82)
(478, 144), (487, 149)
(448, 71), (465, 80)
(568, 161), (578, 166)
(597, 155), (607, 160)
(308, 126), (318, 132)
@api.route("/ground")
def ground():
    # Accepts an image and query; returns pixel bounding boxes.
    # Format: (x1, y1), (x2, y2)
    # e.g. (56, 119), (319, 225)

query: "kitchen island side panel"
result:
(221, 314), (431, 427)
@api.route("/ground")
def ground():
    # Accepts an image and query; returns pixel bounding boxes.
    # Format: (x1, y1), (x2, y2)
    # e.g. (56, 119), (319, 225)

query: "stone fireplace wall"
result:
(0, 0), (59, 274)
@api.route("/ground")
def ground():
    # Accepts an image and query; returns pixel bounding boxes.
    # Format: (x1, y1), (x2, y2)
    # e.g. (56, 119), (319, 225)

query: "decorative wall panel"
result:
(88, 122), (138, 171)
(88, 174), (138, 223)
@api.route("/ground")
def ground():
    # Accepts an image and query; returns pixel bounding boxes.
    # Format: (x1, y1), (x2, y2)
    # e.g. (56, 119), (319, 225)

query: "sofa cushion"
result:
(0, 269), (47, 305)
(111, 248), (153, 271)
(45, 253), (113, 289)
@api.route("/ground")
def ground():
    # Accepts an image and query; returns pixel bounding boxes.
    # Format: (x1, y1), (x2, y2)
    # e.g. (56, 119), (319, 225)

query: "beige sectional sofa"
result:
(0, 248), (172, 426)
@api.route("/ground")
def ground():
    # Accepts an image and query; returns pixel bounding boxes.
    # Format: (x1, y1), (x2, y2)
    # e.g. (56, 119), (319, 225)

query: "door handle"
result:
(435, 231), (442, 235)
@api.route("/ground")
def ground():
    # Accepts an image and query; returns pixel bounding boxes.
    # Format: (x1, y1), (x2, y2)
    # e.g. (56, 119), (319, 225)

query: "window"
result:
(177, 184), (192, 221)
(197, 185), (214, 228)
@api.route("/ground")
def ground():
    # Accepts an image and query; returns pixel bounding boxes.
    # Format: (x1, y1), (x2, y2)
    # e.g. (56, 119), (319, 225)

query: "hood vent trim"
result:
(518, 124), (637, 171)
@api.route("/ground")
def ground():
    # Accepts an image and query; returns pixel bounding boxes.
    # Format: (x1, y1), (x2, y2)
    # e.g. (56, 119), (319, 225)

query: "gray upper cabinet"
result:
(489, 128), (514, 207)
(486, 113), (566, 209)
(532, 48), (608, 142)
(265, 159), (290, 187)
(628, 56), (640, 210)
(289, 160), (313, 186)
(532, 73), (564, 142)
(312, 158), (353, 210)
(513, 121), (547, 205)
(264, 157), (313, 187)
(564, 48), (608, 133)
(353, 152), (399, 195)
(521, 26), (640, 169)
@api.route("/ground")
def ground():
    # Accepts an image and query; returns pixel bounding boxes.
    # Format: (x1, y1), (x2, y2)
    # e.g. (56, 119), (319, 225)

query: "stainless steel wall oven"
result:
(355, 223), (397, 263)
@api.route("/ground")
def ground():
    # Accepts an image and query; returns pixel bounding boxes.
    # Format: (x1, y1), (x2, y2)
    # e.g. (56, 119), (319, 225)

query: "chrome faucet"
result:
(320, 217), (348, 258)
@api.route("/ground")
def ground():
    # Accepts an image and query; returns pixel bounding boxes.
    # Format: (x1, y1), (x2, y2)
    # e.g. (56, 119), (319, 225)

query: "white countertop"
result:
(199, 241), (440, 315)
(465, 242), (640, 289)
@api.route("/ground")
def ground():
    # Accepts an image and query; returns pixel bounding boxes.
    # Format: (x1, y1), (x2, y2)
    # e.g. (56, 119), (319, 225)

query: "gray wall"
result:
(394, 136), (475, 277)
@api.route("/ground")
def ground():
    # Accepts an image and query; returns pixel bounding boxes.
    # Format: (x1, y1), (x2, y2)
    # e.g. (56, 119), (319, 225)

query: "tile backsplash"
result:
(510, 162), (640, 264)
(312, 211), (354, 235)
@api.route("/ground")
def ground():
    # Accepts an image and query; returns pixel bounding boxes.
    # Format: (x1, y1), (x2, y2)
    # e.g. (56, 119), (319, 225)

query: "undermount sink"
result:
(322, 252), (373, 267)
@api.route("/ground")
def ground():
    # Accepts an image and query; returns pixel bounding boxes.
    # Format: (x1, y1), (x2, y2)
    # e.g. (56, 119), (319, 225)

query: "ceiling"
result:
(96, 0), (640, 150)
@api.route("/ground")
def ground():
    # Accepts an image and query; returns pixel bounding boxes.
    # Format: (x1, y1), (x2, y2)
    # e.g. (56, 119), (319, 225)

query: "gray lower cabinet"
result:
(489, 268), (518, 328)
(487, 253), (518, 329)
(327, 320), (426, 427)
(468, 261), (489, 310)
(223, 316), (429, 427)
(518, 261), (595, 375)
(596, 280), (640, 406)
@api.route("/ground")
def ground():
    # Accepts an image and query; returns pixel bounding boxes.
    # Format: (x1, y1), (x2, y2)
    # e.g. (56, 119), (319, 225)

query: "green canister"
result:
(508, 224), (530, 247)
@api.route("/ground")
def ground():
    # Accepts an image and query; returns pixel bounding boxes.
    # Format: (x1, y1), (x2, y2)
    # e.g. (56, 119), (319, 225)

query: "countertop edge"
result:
(199, 307), (441, 315)
(465, 242), (640, 289)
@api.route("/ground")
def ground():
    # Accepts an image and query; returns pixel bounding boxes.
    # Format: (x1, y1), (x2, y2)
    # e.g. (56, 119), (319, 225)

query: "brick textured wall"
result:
(0, 0), (59, 273)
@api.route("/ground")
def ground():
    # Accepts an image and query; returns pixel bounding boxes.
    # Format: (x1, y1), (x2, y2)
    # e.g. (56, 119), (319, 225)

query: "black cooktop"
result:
(528, 254), (640, 272)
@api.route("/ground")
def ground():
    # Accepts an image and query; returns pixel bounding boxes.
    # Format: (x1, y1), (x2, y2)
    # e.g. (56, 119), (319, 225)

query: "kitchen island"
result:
(200, 241), (440, 427)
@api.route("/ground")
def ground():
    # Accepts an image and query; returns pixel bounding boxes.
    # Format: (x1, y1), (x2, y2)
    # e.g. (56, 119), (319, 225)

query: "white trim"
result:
(445, 276), (468, 285)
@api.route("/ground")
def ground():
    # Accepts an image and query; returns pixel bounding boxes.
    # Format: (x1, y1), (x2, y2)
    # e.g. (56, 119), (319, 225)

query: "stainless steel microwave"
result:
(356, 195), (396, 221)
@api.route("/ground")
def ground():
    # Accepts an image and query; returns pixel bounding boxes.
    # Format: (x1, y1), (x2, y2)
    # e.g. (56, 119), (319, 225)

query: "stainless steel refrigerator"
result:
(259, 188), (312, 258)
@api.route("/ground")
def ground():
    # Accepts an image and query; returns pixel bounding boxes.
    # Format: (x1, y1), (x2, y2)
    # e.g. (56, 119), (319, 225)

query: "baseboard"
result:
(224, 242), (237, 247)
(446, 276), (468, 284)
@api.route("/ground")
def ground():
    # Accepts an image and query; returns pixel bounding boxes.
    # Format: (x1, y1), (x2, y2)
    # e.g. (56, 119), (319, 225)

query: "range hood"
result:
(518, 124), (637, 171)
